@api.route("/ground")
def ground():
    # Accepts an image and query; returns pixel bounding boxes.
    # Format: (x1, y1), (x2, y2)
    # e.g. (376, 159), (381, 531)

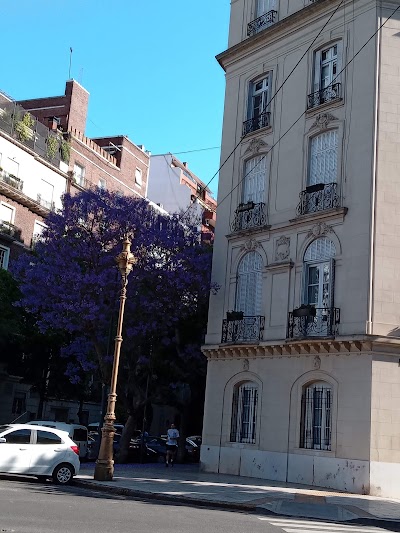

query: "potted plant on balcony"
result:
(292, 304), (316, 318)
(227, 310), (244, 321)
(46, 134), (59, 161)
(15, 112), (35, 142)
(60, 136), (71, 163)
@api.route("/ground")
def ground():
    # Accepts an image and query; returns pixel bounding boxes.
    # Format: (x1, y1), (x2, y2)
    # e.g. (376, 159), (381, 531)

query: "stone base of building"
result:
(200, 446), (400, 497)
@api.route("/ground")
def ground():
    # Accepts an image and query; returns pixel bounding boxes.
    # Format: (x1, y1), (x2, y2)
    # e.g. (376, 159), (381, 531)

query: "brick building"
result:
(0, 80), (150, 269)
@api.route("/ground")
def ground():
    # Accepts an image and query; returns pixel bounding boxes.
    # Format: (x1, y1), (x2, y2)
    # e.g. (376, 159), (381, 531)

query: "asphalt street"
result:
(0, 476), (396, 533)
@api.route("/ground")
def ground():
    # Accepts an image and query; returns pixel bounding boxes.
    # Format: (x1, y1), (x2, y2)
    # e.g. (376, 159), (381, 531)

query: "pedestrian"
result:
(165, 423), (179, 467)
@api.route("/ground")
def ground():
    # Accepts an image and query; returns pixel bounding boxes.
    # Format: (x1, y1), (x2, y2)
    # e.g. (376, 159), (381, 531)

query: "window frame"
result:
(309, 41), (343, 108)
(245, 73), (273, 133)
(230, 381), (259, 444)
(235, 250), (263, 316)
(73, 162), (86, 186)
(0, 201), (15, 225)
(0, 244), (10, 270)
(300, 381), (333, 451)
(135, 167), (143, 186)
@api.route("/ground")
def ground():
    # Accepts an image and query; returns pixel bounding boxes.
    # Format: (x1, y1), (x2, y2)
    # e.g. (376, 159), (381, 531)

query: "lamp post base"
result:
(94, 459), (114, 481)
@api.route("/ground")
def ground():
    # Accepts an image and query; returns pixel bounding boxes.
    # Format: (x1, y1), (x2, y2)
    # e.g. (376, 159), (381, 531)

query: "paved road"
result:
(0, 476), (395, 533)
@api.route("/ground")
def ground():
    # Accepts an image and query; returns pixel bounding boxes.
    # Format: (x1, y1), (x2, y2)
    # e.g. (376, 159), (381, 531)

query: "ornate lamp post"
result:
(94, 237), (136, 481)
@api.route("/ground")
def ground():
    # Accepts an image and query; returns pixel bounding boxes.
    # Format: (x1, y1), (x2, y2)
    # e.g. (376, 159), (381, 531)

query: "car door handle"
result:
(54, 449), (64, 452)
(19, 448), (27, 451)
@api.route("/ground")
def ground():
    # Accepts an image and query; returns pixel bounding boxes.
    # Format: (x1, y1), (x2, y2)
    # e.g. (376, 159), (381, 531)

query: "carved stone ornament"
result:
(243, 359), (250, 371)
(307, 222), (333, 239)
(313, 355), (321, 370)
(275, 236), (290, 262)
(309, 112), (338, 131)
(245, 138), (268, 155)
(241, 238), (260, 252)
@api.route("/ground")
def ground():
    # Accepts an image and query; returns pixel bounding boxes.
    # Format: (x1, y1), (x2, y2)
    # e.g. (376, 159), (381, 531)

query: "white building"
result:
(201, 0), (400, 498)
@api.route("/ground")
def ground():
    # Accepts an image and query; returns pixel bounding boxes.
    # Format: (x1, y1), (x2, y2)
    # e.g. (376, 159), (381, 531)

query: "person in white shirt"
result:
(165, 423), (180, 467)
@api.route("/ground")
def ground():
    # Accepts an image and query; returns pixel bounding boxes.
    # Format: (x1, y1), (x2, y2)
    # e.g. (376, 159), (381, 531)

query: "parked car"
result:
(27, 421), (88, 459)
(0, 424), (80, 484)
(128, 435), (200, 463)
(185, 438), (200, 462)
(187, 435), (202, 447)
(86, 431), (122, 461)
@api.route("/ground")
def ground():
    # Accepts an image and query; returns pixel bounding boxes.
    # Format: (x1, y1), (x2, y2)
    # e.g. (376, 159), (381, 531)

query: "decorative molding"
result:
(275, 236), (290, 261)
(307, 222), (333, 239)
(241, 238), (260, 252)
(309, 112), (338, 131)
(243, 358), (250, 371)
(265, 261), (293, 272)
(313, 355), (321, 369)
(245, 138), (268, 155)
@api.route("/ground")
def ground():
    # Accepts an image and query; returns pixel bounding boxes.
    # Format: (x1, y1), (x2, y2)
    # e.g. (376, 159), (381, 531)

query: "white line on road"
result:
(257, 517), (386, 533)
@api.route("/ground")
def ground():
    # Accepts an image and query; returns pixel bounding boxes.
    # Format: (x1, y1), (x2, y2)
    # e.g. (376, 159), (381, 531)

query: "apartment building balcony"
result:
(36, 194), (55, 212)
(287, 306), (340, 339)
(242, 112), (270, 136)
(307, 83), (341, 110)
(0, 169), (23, 191)
(221, 312), (265, 344)
(0, 220), (22, 241)
(296, 183), (340, 216)
(231, 201), (267, 232)
(247, 10), (278, 37)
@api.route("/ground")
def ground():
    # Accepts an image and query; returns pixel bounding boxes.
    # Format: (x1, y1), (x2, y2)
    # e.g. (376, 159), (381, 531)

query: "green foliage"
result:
(15, 112), (35, 142)
(60, 137), (71, 163)
(46, 134), (59, 161)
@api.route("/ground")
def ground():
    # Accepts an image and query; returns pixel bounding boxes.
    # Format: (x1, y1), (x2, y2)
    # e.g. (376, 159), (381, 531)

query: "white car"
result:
(0, 424), (80, 484)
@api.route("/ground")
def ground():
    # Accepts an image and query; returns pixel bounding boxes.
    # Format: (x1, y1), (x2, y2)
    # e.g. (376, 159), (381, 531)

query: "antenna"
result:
(69, 47), (73, 79)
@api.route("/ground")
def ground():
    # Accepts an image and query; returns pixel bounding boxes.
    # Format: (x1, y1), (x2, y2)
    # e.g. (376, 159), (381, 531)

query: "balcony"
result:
(36, 194), (55, 212)
(287, 306), (340, 339)
(247, 10), (278, 37)
(242, 112), (270, 136)
(231, 201), (267, 232)
(221, 312), (265, 344)
(307, 83), (341, 110)
(296, 183), (340, 216)
(0, 220), (22, 241)
(0, 169), (23, 191)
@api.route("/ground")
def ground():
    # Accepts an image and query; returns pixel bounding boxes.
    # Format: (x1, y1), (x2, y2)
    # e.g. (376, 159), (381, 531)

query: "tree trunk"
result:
(116, 414), (137, 463)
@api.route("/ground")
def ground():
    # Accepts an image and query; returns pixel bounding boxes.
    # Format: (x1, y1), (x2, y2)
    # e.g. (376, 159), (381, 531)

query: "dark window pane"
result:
(37, 430), (62, 444)
(73, 429), (87, 441)
(5, 429), (31, 444)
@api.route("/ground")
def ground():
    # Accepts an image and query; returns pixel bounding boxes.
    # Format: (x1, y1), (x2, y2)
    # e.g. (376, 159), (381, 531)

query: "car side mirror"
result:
(0, 437), (6, 443)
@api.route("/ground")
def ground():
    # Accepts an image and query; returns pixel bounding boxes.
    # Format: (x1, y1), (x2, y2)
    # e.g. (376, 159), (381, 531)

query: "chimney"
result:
(183, 162), (188, 168)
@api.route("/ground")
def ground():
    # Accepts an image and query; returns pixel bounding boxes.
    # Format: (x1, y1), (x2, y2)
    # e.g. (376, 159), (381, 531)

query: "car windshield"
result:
(0, 425), (11, 434)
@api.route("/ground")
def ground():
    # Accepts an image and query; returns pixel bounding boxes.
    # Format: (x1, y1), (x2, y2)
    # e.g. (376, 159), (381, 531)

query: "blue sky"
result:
(1, 1), (230, 198)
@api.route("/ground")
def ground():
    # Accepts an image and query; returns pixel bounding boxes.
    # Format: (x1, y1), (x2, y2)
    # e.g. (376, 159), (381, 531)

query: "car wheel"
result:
(52, 463), (74, 485)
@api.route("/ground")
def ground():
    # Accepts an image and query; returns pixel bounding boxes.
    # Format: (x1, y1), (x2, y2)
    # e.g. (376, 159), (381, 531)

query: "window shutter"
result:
(257, 0), (268, 16)
(328, 258), (335, 309)
(309, 131), (338, 186)
(302, 264), (309, 305)
(243, 156), (267, 204)
(335, 41), (342, 85)
(313, 50), (322, 93)
(235, 252), (263, 315)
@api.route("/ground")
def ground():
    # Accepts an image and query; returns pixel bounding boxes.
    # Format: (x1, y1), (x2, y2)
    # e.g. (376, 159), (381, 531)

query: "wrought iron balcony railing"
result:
(231, 201), (267, 232)
(297, 182), (340, 216)
(222, 312), (265, 344)
(287, 306), (340, 339)
(0, 220), (22, 240)
(307, 83), (341, 109)
(247, 10), (278, 36)
(0, 170), (23, 191)
(242, 112), (270, 136)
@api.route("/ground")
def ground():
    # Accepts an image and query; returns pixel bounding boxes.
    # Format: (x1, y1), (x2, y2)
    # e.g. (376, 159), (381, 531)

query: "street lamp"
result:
(94, 236), (136, 481)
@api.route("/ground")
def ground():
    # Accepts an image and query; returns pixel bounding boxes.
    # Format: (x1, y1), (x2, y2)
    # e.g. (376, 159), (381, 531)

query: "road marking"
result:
(257, 517), (386, 533)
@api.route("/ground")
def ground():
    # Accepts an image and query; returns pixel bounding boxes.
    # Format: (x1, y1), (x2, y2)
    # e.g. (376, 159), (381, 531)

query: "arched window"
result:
(300, 381), (332, 450)
(303, 237), (336, 336)
(235, 251), (263, 316)
(243, 156), (267, 205)
(230, 381), (258, 443)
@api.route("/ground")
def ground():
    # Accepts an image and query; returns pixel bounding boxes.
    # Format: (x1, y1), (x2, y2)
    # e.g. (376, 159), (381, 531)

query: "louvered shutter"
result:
(235, 252), (263, 315)
(313, 50), (322, 93)
(328, 258), (335, 309)
(243, 156), (267, 204)
(309, 131), (338, 186)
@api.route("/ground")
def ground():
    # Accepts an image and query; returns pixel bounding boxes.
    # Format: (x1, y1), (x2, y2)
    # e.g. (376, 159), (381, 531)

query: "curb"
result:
(74, 479), (400, 530)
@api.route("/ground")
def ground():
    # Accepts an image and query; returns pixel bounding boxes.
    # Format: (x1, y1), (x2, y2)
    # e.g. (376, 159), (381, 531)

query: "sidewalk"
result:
(76, 463), (400, 526)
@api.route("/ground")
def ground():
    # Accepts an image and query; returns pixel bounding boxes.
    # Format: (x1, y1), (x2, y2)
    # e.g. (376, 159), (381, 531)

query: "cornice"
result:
(202, 335), (400, 360)
(217, 0), (340, 71)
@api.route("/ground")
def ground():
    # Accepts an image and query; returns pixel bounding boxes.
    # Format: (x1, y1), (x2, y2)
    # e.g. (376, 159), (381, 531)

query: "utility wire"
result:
(213, 2), (400, 213)
(179, 0), (345, 220)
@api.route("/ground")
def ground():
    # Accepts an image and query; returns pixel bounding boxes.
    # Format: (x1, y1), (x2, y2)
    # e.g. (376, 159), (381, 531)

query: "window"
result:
(243, 156), (267, 204)
(12, 392), (26, 415)
(309, 43), (342, 108)
(243, 75), (271, 135)
(0, 202), (14, 224)
(37, 180), (54, 210)
(309, 130), (338, 186)
(0, 245), (10, 270)
(73, 162), (85, 186)
(248, 0), (278, 36)
(98, 177), (107, 190)
(236, 251), (263, 316)
(300, 381), (332, 450)
(4, 158), (19, 178)
(37, 430), (62, 445)
(230, 382), (258, 443)
(4, 429), (31, 444)
(256, 0), (277, 17)
(303, 237), (336, 336)
(135, 167), (142, 186)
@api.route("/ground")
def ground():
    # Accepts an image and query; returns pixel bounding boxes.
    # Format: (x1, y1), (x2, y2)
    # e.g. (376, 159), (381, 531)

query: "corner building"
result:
(202, 0), (400, 497)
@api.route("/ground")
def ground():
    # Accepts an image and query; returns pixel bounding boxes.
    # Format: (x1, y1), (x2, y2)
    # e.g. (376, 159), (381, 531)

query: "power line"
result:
(212, 2), (400, 214)
(179, 0), (345, 220)
(153, 146), (221, 156)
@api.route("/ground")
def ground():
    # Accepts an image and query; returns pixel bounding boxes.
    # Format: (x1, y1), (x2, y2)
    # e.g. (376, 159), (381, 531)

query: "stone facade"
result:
(202, 0), (400, 498)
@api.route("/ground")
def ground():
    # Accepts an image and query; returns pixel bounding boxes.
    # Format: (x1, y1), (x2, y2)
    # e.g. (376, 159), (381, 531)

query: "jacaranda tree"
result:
(13, 189), (215, 459)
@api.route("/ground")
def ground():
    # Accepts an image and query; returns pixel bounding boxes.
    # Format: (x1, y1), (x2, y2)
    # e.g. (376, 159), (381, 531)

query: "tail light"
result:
(71, 445), (79, 455)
